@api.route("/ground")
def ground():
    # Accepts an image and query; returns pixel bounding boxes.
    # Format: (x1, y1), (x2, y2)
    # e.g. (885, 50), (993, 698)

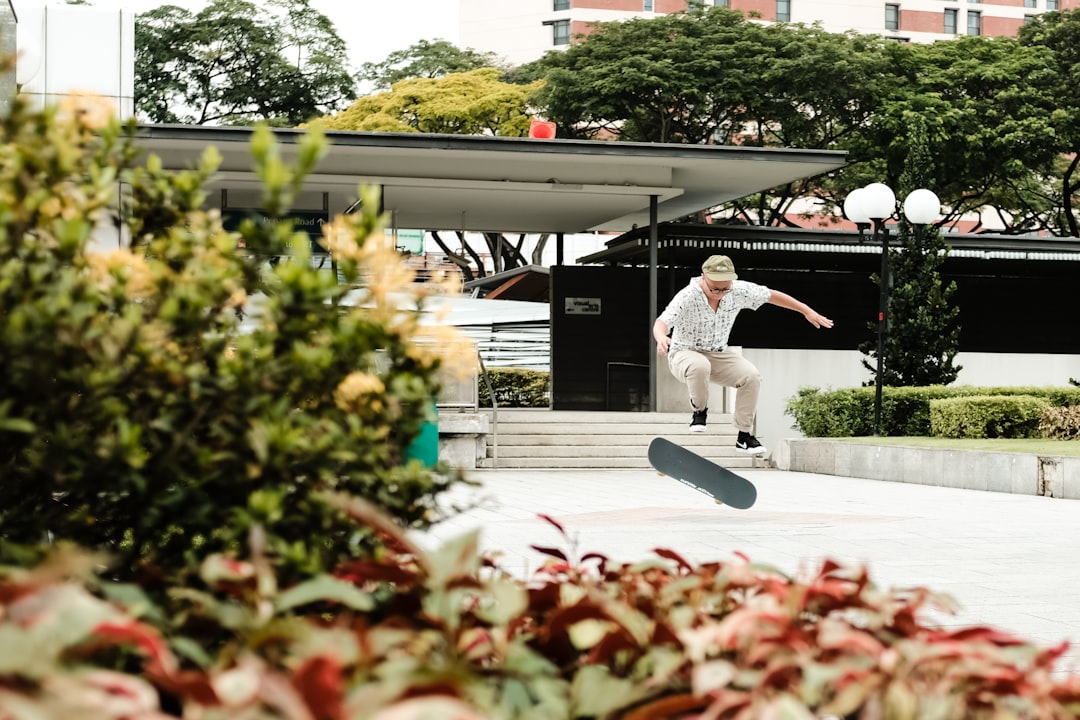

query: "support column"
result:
(648, 195), (659, 412)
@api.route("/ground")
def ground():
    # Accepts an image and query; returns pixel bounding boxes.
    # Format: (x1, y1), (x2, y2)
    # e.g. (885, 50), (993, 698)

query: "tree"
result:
(358, 39), (504, 92)
(528, 8), (895, 225)
(845, 36), (1061, 235)
(859, 115), (961, 389)
(135, 0), (356, 126)
(531, 8), (762, 145)
(314, 67), (542, 136)
(1018, 9), (1080, 237)
(426, 231), (551, 283)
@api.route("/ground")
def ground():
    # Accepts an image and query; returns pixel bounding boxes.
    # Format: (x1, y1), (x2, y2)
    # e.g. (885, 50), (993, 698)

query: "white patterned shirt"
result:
(658, 277), (771, 355)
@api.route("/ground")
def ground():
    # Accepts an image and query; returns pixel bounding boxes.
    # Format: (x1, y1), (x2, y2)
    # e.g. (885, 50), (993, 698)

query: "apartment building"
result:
(460, 0), (1080, 66)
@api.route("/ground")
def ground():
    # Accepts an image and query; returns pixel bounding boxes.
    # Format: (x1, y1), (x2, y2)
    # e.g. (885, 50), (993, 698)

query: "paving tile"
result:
(415, 466), (1080, 662)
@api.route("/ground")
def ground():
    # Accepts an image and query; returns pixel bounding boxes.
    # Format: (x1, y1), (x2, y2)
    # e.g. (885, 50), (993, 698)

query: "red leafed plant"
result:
(3, 499), (1080, 719)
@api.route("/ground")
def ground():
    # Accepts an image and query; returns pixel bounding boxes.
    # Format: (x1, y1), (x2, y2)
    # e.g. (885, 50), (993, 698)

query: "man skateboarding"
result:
(652, 255), (834, 456)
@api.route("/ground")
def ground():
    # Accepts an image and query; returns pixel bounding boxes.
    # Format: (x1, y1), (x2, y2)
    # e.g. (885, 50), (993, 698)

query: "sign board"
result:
(395, 228), (425, 255)
(222, 209), (329, 254)
(565, 297), (601, 315)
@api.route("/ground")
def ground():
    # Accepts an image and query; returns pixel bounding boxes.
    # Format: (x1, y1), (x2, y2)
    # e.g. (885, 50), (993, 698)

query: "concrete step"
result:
(491, 423), (735, 437)
(476, 409), (763, 470)
(478, 454), (759, 469)
(493, 442), (749, 458)
(491, 433), (737, 446)
(483, 409), (732, 425)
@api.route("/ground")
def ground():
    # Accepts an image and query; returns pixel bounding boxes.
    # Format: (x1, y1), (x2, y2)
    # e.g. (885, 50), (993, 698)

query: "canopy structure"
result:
(133, 125), (847, 234)
(133, 125), (849, 411)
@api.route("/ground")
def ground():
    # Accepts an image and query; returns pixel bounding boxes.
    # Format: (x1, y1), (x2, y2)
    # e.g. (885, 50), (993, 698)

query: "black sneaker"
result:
(689, 408), (708, 433)
(736, 431), (767, 456)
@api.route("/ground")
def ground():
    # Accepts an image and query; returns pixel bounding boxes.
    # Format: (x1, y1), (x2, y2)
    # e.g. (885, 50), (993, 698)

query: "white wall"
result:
(17, 3), (134, 117)
(460, 0), (553, 66)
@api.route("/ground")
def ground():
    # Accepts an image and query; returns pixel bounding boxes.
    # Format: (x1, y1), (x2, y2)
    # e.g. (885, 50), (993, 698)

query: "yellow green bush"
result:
(0, 86), (467, 587)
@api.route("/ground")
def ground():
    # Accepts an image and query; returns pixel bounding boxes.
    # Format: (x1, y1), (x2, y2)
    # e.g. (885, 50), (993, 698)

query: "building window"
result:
(777, 0), (790, 21)
(715, 0), (730, 6)
(944, 8), (958, 34)
(885, 3), (899, 30)
(967, 10), (981, 35)
(644, 0), (653, 10)
(1024, 0), (1036, 6)
(552, 19), (570, 45)
(554, 0), (570, 9)
(1047, 0), (1058, 8)
(1024, 13), (1035, 23)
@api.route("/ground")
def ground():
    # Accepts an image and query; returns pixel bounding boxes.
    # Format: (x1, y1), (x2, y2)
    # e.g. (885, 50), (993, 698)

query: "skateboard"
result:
(647, 437), (757, 509)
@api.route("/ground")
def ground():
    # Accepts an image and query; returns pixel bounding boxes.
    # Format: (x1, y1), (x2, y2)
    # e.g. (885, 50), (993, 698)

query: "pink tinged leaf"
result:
(530, 545), (569, 562)
(42, 669), (161, 718)
(293, 655), (345, 720)
(92, 620), (177, 676)
(537, 513), (566, 535)
(653, 547), (693, 573)
(929, 625), (1028, 646)
(371, 695), (487, 720)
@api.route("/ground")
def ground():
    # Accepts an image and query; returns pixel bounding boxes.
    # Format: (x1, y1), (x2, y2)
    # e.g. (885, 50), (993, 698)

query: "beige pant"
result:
(667, 349), (761, 432)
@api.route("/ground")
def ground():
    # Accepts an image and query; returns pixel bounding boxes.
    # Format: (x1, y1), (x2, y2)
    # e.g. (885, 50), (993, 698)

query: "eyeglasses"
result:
(704, 280), (732, 295)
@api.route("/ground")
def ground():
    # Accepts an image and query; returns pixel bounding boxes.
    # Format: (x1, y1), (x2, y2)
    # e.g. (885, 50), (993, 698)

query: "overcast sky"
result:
(35, 0), (462, 71)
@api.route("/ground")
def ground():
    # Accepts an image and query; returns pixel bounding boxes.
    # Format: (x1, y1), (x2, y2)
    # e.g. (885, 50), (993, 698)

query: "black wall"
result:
(550, 266), (651, 411)
(550, 253), (1078, 410)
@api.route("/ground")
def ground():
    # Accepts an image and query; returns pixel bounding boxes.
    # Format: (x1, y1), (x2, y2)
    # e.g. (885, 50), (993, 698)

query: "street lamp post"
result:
(844, 183), (941, 436)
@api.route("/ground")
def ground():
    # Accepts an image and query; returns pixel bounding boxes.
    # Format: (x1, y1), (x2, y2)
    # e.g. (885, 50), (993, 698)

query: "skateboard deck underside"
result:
(647, 437), (757, 509)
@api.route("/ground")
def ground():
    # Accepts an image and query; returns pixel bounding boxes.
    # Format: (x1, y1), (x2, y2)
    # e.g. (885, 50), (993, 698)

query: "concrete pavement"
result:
(417, 467), (1080, 671)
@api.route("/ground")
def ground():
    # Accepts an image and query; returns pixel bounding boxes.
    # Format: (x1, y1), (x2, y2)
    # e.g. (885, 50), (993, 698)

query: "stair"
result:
(478, 409), (762, 469)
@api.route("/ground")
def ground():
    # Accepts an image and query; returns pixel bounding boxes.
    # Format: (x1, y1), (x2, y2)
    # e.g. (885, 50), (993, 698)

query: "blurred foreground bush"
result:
(3, 503), (1079, 719)
(0, 86), (466, 587)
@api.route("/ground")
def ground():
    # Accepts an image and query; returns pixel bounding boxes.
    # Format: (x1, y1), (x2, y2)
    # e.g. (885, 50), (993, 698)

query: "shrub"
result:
(1039, 405), (1080, 441)
(4, 505), (1080, 719)
(784, 387), (872, 437)
(478, 367), (550, 408)
(787, 385), (1080, 437)
(0, 89), (466, 587)
(931, 395), (1051, 439)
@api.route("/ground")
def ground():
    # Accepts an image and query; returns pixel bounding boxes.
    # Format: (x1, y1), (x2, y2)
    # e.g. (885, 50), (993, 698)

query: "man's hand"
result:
(804, 309), (834, 329)
(653, 319), (672, 355)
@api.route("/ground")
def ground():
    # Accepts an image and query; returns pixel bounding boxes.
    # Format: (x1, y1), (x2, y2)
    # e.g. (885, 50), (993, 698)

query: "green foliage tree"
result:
(0, 88), (464, 588)
(847, 36), (1061, 234)
(528, 8), (894, 224)
(526, 8), (1071, 234)
(357, 39), (504, 92)
(531, 8), (761, 145)
(134, 0), (356, 126)
(859, 116), (961, 388)
(1018, 9), (1080, 237)
(315, 67), (541, 136)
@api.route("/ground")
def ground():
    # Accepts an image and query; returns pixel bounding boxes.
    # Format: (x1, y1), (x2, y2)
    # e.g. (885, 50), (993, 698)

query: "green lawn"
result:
(833, 436), (1080, 457)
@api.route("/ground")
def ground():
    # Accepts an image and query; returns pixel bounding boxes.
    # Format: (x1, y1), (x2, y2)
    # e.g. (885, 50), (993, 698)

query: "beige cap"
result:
(702, 255), (738, 281)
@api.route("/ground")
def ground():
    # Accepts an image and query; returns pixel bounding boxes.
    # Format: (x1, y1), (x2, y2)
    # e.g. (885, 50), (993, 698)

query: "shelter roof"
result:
(133, 125), (848, 234)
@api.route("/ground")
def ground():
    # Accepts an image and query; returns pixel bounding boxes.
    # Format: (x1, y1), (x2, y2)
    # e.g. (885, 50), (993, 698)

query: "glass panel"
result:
(553, 19), (570, 45)
(967, 10), (981, 35)
(885, 4), (899, 30)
